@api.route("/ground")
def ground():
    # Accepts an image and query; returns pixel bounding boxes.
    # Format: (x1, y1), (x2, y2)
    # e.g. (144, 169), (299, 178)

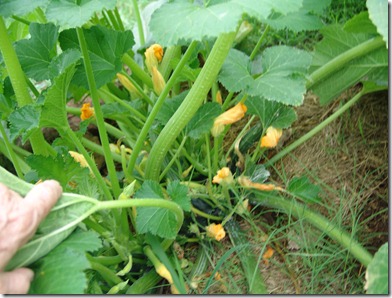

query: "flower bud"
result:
(261, 126), (282, 148)
(211, 103), (247, 137)
(116, 73), (142, 98)
(145, 44), (164, 74)
(151, 66), (166, 95)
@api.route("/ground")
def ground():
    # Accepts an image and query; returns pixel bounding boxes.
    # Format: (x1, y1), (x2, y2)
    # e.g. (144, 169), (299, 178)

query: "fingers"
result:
(0, 268), (34, 294)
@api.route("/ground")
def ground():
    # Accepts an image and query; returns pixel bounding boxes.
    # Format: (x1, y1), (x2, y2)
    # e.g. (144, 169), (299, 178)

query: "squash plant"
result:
(0, 0), (388, 294)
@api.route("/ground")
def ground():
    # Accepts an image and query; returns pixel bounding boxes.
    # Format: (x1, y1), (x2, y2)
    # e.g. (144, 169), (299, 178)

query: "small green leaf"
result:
(46, 0), (116, 29)
(59, 26), (134, 88)
(186, 102), (221, 139)
(366, 0), (388, 48)
(135, 180), (178, 239)
(167, 181), (191, 212)
(365, 242), (388, 294)
(26, 152), (90, 189)
(0, 93), (16, 120)
(15, 22), (59, 81)
(244, 157), (270, 183)
(344, 11), (378, 34)
(246, 96), (297, 129)
(29, 229), (102, 294)
(287, 176), (321, 203)
(8, 104), (41, 143)
(0, 0), (48, 18)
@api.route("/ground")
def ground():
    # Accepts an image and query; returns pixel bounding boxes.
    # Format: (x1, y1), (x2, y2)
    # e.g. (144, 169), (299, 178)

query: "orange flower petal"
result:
(261, 126), (282, 148)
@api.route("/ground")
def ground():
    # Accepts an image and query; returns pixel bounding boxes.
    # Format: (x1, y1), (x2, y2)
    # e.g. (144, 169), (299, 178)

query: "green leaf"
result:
(366, 0), (388, 48)
(244, 159), (270, 184)
(219, 49), (253, 93)
(219, 46), (311, 106)
(310, 25), (388, 105)
(40, 53), (79, 131)
(26, 152), (90, 189)
(14, 23), (59, 81)
(365, 242), (388, 294)
(0, 93), (16, 120)
(0, 0), (49, 18)
(344, 11), (378, 34)
(186, 102), (221, 139)
(155, 92), (186, 125)
(248, 46), (311, 105)
(135, 180), (178, 239)
(8, 104), (40, 143)
(59, 26), (134, 88)
(29, 229), (102, 294)
(246, 96), (297, 129)
(287, 176), (321, 203)
(167, 181), (191, 212)
(150, 0), (302, 46)
(264, 0), (331, 32)
(45, 0), (116, 29)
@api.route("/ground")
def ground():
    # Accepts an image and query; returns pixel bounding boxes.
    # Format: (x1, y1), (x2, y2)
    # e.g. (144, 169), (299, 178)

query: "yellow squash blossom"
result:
(261, 126), (282, 148)
(238, 176), (282, 191)
(68, 151), (92, 172)
(80, 103), (95, 120)
(206, 223), (226, 241)
(211, 103), (247, 137)
(151, 66), (166, 95)
(145, 44), (164, 74)
(212, 167), (234, 185)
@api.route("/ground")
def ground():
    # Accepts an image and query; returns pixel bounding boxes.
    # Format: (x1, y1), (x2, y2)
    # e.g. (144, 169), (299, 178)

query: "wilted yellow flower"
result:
(206, 223), (226, 241)
(261, 126), (282, 148)
(69, 151), (91, 171)
(262, 246), (275, 265)
(238, 176), (282, 191)
(151, 66), (166, 95)
(212, 167), (234, 185)
(145, 44), (164, 74)
(211, 103), (247, 137)
(215, 90), (222, 105)
(80, 103), (94, 120)
(116, 73), (142, 98)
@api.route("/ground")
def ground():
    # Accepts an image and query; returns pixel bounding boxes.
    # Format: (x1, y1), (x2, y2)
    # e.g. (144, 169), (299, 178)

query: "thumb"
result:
(0, 268), (34, 294)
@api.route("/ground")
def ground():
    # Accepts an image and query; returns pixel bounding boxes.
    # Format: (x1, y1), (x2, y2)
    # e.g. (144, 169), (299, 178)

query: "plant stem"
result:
(126, 41), (198, 179)
(249, 25), (270, 61)
(159, 136), (187, 181)
(122, 54), (153, 88)
(307, 36), (385, 89)
(76, 27), (121, 199)
(131, 0), (145, 47)
(265, 90), (364, 167)
(0, 123), (24, 178)
(159, 46), (181, 80)
(0, 17), (53, 156)
(255, 194), (373, 266)
(145, 32), (237, 180)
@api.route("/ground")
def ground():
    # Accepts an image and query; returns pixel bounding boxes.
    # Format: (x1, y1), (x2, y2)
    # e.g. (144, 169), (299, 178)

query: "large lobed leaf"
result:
(149, 0), (302, 46)
(59, 25), (134, 89)
(366, 0), (388, 48)
(219, 46), (311, 106)
(29, 229), (102, 294)
(0, 0), (48, 18)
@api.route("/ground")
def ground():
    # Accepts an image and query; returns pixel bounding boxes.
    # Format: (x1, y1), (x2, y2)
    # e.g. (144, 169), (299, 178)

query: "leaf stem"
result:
(76, 27), (121, 199)
(255, 194), (373, 266)
(145, 32), (237, 180)
(122, 54), (153, 88)
(265, 89), (364, 167)
(249, 25), (270, 61)
(0, 17), (53, 156)
(0, 123), (24, 178)
(307, 36), (385, 89)
(131, 0), (145, 46)
(159, 136), (187, 181)
(126, 41), (199, 179)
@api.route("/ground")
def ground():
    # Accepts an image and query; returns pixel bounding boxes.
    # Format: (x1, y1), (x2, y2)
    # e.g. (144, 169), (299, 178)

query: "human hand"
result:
(0, 180), (62, 294)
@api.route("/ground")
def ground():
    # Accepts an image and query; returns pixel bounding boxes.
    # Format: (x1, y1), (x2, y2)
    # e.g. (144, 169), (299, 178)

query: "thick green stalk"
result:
(126, 41), (198, 178)
(76, 27), (121, 199)
(307, 36), (385, 89)
(265, 90), (364, 166)
(145, 32), (236, 180)
(0, 17), (53, 156)
(255, 194), (373, 266)
(131, 0), (145, 46)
